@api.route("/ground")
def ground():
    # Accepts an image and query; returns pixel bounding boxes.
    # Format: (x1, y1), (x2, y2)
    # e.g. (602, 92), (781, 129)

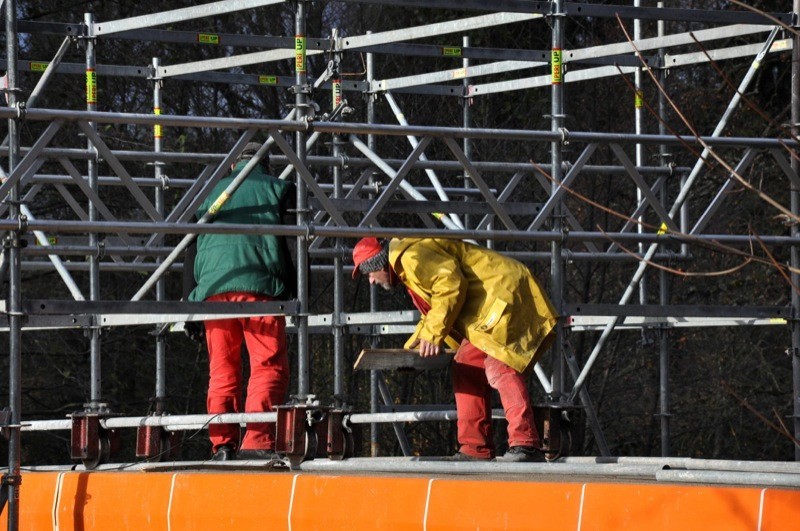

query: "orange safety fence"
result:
(3, 470), (800, 530)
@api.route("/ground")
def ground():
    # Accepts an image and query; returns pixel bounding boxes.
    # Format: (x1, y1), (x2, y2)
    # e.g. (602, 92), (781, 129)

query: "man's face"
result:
(368, 269), (393, 291)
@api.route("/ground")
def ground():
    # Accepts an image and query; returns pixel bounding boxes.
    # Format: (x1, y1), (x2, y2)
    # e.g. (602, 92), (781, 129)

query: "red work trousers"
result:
(204, 292), (289, 452)
(451, 340), (540, 459)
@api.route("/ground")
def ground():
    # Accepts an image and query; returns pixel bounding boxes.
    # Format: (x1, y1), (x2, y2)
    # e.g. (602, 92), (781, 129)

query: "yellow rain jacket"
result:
(388, 238), (558, 373)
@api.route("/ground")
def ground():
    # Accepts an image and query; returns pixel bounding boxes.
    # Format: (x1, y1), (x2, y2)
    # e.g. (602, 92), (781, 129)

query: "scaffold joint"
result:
(96, 239), (106, 260)
(15, 101), (27, 120)
(289, 83), (312, 96)
(560, 225), (570, 244)
(17, 214), (28, 234)
(558, 127), (570, 145)
(1, 474), (21, 487)
(304, 223), (316, 242)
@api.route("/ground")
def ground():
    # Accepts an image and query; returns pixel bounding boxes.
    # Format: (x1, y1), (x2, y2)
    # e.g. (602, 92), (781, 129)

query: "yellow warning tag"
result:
(30, 62), (49, 72)
(295, 35), (306, 73)
(432, 212), (443, 220)
(86, 68), (97, 105)
(452, 68), (467, 80)
(259, 75), (278, 85)
(442, 47), (462, 57)
(332, 79), (342, 108)
(635, 89), (643, 109)
(551, 49), (563, 84)
(657, 222), (668, 235)
(209, 192), (230, 216)
(197, 33), (220, 45)
(154, 107), (162, 139)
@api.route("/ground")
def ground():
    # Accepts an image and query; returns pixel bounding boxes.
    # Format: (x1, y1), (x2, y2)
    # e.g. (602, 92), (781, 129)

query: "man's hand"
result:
(184, 321), (206, 344)
(416, 338), (441, 358)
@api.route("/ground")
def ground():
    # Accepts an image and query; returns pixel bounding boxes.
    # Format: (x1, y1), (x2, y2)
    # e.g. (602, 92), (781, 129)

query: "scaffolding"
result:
(1, 1), (799, 528)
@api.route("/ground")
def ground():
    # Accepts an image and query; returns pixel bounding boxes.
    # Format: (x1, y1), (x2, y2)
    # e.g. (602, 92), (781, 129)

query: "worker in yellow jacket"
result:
(353, 237), (558, 462)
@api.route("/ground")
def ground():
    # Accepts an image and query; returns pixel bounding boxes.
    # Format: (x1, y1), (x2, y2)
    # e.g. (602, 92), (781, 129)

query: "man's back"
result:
(190, 162), (294, 302)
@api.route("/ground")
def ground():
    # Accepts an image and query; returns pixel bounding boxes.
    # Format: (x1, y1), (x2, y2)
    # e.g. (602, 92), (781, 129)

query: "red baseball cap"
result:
(352, 237), (383, 279)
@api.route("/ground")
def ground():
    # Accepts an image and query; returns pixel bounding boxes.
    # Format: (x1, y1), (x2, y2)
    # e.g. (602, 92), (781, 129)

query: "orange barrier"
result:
(3, 469), (800, 530)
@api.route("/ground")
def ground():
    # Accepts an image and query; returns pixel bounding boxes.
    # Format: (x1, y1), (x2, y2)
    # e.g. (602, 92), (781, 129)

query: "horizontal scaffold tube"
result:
(21, 412), (278, 432)
(24, 152), (690, 177)
(0, 107), (797, 149)
(562, 455), (800, 474)
(0, 219), (796, 248)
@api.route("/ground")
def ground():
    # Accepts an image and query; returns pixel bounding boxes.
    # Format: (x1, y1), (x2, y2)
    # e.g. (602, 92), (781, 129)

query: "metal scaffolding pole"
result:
(152, 57), (167, 415)
(331, 47), (345, 403)
(366, 35), (381, 456)
(656, 1), (671, 458)
(85, 13), (103, 411)
(462, 35), (472, 231)
(792, 0), (800, 462)
(294, 0), (311, 397)
(550, 0), (567, 400)
(3, 1), (22, 527)
(634, 0), (647, 309)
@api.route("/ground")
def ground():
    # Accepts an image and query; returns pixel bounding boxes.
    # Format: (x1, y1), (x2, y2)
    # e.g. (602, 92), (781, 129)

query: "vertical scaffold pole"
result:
(5, 0), (23, 527)
(366, 33), (380, 456)
(634, 0), (648, 309)
(791, 0), (800, 461)
(549, 0), (566, 399)
(331, 44), (345, 403)
(656, 2), (672, 457)
(462, 36), (471, 231)
(152, 57), (166, 415)
(85, 13), (103, 411)
(294, 1), (310, 397)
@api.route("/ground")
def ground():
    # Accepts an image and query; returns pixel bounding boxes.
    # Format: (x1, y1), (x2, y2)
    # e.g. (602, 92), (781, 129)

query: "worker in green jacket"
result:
(353, 237), (558, 462)
(187, 142), (295, 461)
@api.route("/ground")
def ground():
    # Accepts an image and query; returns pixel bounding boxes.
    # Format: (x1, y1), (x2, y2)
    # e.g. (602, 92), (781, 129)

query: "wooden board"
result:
(353, 348), (453, 371)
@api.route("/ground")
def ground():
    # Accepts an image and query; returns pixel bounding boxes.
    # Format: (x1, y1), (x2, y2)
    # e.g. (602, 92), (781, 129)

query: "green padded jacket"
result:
(189, 161), (295, 302)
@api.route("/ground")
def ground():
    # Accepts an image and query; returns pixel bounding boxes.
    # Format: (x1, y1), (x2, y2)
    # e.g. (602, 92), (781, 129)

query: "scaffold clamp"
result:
(95, 239), (106, 260)
(17, 214), (28, 234)
(1, 474), (21, 487)
(14, 100), (26, 120)
(558, 127), (570, 145)
(304, 223), (316, 242)
(288, 83), (312, 96)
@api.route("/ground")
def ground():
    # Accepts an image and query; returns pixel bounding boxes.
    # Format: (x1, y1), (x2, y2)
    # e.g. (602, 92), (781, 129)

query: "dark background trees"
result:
(1, 0), (797, 464)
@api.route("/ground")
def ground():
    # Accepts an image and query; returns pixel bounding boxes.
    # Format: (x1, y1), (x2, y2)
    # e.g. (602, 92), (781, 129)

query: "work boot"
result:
(211, 444), (236, 461)
(448, 451), (492, 462)
(496, 446), (547, 463)
(237, 449), (277, 460)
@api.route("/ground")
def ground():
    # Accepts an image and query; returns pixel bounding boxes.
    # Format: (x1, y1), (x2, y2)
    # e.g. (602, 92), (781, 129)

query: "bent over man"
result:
(352, 237), (558, 462)
(187, 142), (295, 461)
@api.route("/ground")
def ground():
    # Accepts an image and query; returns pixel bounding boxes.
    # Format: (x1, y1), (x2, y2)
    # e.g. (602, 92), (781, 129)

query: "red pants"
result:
(452, 341), (540, 459)
(204, 292), (289, 452)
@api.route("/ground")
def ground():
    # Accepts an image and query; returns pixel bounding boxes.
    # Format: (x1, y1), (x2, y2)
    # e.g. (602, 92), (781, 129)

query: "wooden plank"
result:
(353, 348), (453, 371)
